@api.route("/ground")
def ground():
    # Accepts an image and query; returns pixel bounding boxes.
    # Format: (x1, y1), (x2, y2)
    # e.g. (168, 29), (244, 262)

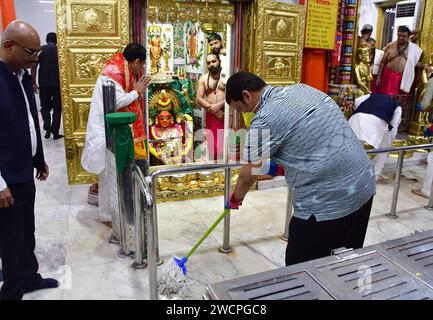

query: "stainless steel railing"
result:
(279, 143), (433, 242)
(366, 143), (433, 218)
(133, 162), (240, 300)
(133, 144), (433, 299)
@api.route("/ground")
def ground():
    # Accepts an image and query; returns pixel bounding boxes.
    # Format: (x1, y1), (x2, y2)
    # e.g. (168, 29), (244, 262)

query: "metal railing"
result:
(279, 143), (433, 243)
(366, 143), (433, 218)
(133, 162), (240, 300)
(133, 144), (433, 299)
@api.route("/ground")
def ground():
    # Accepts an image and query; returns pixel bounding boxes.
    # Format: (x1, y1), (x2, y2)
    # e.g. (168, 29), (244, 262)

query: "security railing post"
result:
(219, 167), (232, 253)
(425, 173), (433, 210)
(132, 173), (146, 269)
(150, 178), (163, 266)
(147, 177), (158, 300)
(280, 185), (293, 241)
(387, 150), (404, 219)
(102, 81), (119, 245)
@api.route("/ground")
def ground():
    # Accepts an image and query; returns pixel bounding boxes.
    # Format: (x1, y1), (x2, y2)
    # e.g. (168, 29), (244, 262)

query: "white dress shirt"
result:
(348, 94), (402, 149)
(80, 74), (139, 175)
(0, 69), (37, 191)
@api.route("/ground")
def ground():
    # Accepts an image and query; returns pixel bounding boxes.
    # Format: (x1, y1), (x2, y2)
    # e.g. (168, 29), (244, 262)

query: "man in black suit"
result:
(31, 32), (63, 140)
(0, 20), (59, 300)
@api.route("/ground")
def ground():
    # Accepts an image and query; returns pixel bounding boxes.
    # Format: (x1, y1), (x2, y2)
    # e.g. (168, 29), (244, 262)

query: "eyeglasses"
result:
(6, 39), (42, 57)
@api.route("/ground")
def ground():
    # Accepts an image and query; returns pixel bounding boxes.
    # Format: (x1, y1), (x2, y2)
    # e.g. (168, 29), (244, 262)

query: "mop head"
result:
(157, 256), (192, 298)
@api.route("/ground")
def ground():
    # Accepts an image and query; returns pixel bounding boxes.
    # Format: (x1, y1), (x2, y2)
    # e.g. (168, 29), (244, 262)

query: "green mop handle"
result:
(185, 208), (230, 260)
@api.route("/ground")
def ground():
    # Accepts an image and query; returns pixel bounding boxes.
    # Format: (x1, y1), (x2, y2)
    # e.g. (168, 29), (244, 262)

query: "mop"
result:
(157, 208), (230, 297)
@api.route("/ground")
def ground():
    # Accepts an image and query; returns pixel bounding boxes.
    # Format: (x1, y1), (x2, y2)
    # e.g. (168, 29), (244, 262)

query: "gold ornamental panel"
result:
(254, 0), (305, 85)
(71, 97), (92, 134)
(263, 51), (296, 84)
(56, 0), (129, 184)
(69, 48), (118, 84)
(64, 0), (123, 38)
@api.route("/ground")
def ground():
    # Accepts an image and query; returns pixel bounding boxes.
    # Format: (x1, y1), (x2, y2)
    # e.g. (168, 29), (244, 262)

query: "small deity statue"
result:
(354, 45), (373, 97)
(149, 89), (193, 165)
(188, 25), (197, 65)
(150, 35), (163, 75)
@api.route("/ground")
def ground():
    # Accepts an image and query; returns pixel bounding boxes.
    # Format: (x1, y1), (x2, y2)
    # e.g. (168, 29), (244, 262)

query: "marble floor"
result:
(2, 128), (433, 300)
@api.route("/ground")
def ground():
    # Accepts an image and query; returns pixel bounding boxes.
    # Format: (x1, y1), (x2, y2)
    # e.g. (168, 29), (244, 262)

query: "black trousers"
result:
(39, 86), (62, 136)
(0, 183), (42, 300)
(285, 196), (374, 266)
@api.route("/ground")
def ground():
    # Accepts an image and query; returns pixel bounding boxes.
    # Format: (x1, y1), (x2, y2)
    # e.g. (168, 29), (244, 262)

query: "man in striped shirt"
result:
(225, 72), (376, 266)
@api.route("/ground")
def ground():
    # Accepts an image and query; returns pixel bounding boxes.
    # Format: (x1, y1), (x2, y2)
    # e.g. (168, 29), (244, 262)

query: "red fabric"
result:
(377, 66), (403, 95)
(371, 74), (378, 93)
(205, 112), (225, 160)
(102, 53), (146, 142)
(276, 164), (285, 176)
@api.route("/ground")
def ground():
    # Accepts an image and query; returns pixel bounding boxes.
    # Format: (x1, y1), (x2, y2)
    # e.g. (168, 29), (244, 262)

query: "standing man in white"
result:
(81, 44), (151, 226)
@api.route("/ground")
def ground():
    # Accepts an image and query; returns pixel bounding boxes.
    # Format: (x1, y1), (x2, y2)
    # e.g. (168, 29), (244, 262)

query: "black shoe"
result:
(44, 131), (51, 139)
(23, 278), (59, 294)
(53, 134), (64, 140)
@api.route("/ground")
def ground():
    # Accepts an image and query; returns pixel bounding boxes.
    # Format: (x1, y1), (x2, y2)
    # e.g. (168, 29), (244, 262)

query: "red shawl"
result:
(102, 52), (146, 143)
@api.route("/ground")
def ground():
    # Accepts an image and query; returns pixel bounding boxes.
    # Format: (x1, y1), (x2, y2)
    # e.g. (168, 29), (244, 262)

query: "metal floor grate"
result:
(316, 251), (433, 300)
(378, 231), (433, 286)
(205, 230), (433, 300)
(206, 269), (334, 300)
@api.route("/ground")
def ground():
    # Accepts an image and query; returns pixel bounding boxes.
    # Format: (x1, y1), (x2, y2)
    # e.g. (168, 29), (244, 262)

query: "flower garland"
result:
(149, 115), (194, 164)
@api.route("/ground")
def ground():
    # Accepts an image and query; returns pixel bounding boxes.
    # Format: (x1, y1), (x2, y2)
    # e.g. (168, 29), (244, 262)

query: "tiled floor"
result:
(2, 126), (433, 300)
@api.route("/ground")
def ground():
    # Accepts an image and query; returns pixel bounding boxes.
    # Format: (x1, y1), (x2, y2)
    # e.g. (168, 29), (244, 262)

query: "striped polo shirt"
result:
(244, 84), (376, 221)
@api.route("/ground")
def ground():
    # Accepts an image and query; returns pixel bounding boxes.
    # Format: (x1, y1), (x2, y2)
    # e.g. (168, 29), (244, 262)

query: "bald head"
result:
(0, 20), (41, 72)
(2, 20), (40, 44)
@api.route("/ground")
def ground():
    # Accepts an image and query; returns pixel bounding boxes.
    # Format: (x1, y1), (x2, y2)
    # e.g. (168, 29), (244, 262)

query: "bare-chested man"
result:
(376, 26), (432, 95)
(196, 53), (226, 160)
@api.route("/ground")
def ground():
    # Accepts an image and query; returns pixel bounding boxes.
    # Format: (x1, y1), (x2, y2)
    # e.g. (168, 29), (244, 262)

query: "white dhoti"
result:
(349, 95), (402, 179)
(97, 169), (112, 222)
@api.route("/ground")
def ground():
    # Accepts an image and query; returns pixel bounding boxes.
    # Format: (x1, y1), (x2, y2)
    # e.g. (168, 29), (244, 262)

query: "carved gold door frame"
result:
(56, 0), (129, 184)
(249, 0), (305, 85)
(57, 0), (305, 185)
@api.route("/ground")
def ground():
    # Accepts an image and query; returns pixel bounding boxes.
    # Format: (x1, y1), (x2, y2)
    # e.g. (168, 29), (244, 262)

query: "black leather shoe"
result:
(53, 134), (64, 140)
(23, 278), (59, 294)
(44, 131), (50, 139)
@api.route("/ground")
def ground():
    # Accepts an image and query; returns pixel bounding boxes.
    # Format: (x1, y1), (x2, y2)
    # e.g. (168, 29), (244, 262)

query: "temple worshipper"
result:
(348, 93), (401, 182)
(196, 53), (226, 161)
(376, 26), (432, 95)
(207, 33), (228, 85)
(412, 74), (433, 199)
(225, 72), (376, 266)
(81, 44), (151, 226)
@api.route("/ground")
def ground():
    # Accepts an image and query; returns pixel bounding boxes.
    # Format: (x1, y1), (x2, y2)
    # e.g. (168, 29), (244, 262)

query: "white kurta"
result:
(81, 74), (139, 174)
(348, 94), (402, 179)
(81, 74), (139, 221)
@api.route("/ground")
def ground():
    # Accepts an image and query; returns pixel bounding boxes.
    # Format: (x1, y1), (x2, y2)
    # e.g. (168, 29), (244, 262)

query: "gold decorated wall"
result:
(420, 0), (433, 63)
(56, 0), (129, 184)
(57, 0), (305, 186)
(250, 0), (305, 85)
